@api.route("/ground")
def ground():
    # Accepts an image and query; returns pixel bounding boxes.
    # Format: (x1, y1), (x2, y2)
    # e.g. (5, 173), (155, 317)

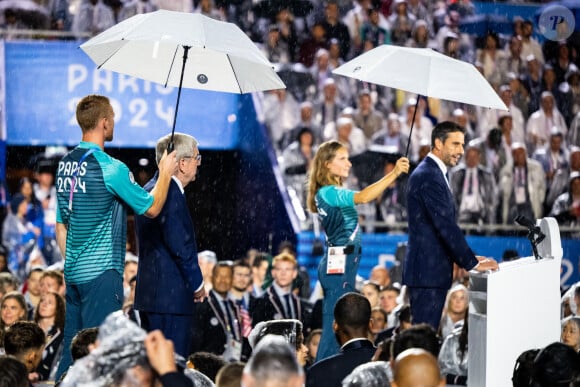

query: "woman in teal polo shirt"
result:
(307, 140), (409, 361)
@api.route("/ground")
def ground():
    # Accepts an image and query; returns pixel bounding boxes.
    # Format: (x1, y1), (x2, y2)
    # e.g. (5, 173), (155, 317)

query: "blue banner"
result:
(5, 41), (243, 149)
(298, 232), (580, 290)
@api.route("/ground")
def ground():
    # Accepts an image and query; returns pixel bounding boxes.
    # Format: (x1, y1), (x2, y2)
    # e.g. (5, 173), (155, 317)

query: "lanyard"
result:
(68, 148), (96, 211)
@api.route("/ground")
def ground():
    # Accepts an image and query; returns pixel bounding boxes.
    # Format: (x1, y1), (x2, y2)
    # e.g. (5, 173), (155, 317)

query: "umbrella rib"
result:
(226, 54), (243, 94)
(164, 45), (180, 88)
(94, 38), (127, 70)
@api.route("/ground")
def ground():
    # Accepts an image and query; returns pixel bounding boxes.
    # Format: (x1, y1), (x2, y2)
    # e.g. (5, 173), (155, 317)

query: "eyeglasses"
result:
(183, 154), (202, 162)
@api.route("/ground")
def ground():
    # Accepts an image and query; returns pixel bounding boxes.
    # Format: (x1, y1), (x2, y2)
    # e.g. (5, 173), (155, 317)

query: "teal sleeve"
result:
(99, 155), (154, 215)
(56, 201), (62, 223)
(319, 186), (355, 208)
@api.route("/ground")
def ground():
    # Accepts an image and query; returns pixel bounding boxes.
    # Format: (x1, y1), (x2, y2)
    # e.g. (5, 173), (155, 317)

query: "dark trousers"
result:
(140, 311), (194, 359)
(55, 270), (123, 380)
(408, 287), (448, 331)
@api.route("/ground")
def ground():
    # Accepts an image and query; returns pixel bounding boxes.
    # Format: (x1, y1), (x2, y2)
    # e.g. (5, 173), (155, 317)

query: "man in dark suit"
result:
(252, 253), (311, 332)
(191, 262), (247, 362)
(135, 132), (206, 358)
(404, 122), (499, 330)
(306, 292), (375, 387)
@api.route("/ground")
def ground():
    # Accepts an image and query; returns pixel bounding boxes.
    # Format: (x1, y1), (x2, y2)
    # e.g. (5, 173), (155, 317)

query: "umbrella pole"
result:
(404, 96), (421, 159)
(167, 45), (191, 153)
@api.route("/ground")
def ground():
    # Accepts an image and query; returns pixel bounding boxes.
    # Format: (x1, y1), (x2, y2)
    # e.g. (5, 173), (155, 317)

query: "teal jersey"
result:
(56, 141), (153, 284)
(315, 185), (361, 246)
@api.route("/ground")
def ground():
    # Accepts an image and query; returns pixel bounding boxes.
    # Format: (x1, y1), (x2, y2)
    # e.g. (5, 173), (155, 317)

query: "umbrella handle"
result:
(404, 96), (421, 159)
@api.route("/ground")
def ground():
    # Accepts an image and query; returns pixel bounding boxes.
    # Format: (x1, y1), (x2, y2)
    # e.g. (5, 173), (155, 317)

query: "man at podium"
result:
(404, 122), (499, 330)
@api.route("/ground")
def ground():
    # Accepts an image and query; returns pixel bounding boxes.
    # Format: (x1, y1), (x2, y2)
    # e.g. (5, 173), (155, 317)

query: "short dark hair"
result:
(392, 323), (440, 359)
(71, 327), (99, 361)
(0, 356), (28, 387)
(512, 348), (540, 387)
(187, 352), (226, 382)
(334, 292), (371, 331)
(215, 362), (245, 387)
(531, 342), (580, 387)
(4, 322), (45, 357)
(431, 121), (465, 148)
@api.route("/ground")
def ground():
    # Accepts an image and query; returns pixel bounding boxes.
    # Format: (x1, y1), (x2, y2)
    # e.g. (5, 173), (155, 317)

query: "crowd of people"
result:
(1, 247), (579, 386)
(0, 0), (579, 385)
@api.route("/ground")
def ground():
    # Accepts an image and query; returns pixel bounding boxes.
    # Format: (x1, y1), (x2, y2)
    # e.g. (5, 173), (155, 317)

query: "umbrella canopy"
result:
(80, 10), (285, 94)
(332, 45), (508, 111)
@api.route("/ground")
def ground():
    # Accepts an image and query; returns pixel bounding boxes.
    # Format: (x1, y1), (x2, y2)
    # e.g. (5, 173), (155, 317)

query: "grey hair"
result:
(155, 132), (199, 164)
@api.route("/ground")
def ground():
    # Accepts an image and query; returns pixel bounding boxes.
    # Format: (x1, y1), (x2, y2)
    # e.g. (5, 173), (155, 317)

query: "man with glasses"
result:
(135, 132), (206, 358)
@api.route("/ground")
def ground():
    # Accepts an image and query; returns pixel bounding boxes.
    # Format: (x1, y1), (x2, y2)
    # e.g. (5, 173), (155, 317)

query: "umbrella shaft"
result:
(170, 46), (191, 148)
(404, 96), (421, 159)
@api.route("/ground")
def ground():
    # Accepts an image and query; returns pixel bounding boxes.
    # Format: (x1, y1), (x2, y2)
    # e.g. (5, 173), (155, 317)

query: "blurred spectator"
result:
(281, 128), (317, 208)
(306, 292), (375, 387)
(353, 89), (385, 140)
(530, 342), (580, 387)
(542, 64), (573, 126)
(243, 335), (304, 387)
(118, 0), (157, 22)
(451, 108), (476, 143)
(522, 55), (543, 114)
(0, 273), (18, 300)
(370, 265), (391, 288)
(39, 270), (65, 298)
(122, 253), (138, 301)
(18, 177), (44, 242)
(2, 194), (38, 280)
(318, 1), (351, 60)
(549, 172), (580, 229)
(314, 78), (346, 128)
(372, 113), (408, 154)
(154, 0), (192, 12)
(498, 143), (545, 225)
(23, 267), (43, 313)
(215, 361), (244, 387)
(262, 89), (300, 151)
(332, 116), (367, 157)
(260, 24), (291, 64)
(187, 351), (225, 382)
(438, 284), (468, 339)
(500, 36), (526, 79)
(376, 159), (409, 226)
(33, 291), (66, 381)
(520, 20), (544, 65)
(479, 84), (525, 144)
(399, 98), (433, 163)
(533, 130), (569, 190)
(438, 309), (469, 386)
(193, 0), (225, 21)
(248, 319), (308, 367)
(305, 328), (322, 366)
(3, 321), (45, 374)
(198, 250), (217, 293)
(526, 92), (567, 152)
(342, 361), (390, 387)
(0, 292), (28, 349)
(560, 316), (580, 352)
(546, 146), (580, 211)
(360, 7), (390, 51)
(475, 32), (505, 88)
(72, 0), (115, 38)
(0, 356), (28, 387)
(392, 348), (445, 387)
(299, 22), (328, 68)
(280, 101), (323, 150)
(388, 0), (415, 47)
(449, 143), (496, 226)
(229, 260), (254, 340)
(566, 65), (580, 119)
(0, 245), (10, 275)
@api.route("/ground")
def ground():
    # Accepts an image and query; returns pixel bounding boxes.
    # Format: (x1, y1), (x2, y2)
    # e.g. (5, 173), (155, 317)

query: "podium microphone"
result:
(514, 215), (545, 244)
(515, 215), (545, 259)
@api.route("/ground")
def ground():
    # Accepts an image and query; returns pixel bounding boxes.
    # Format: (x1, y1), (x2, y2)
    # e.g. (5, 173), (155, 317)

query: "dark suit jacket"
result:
(134, 176), (203, 315)
(191, 290), (248, 358)
(252, 286), (312, 331)
(306, 339), (376, 387)
(404, 156), (478, 289)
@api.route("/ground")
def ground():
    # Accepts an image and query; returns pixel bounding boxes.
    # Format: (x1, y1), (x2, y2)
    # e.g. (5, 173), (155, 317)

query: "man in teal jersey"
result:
(54, 94), (177, 378)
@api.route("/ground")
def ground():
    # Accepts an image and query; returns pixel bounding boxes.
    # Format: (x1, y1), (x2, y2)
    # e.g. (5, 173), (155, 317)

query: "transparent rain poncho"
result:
(248, 319), (302, 350)
(60, 311), (150, 387)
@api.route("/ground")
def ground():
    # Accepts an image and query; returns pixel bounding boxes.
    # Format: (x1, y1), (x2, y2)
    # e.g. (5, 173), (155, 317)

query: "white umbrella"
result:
(80, 10), (286, 148)
(332, 45), (508, 156)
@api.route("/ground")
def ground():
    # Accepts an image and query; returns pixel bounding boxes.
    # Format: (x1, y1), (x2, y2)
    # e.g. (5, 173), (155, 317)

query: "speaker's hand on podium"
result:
(474, 256), (499, 272)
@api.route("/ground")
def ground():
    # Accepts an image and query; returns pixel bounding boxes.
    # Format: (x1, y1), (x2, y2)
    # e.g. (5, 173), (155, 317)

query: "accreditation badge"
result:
(327, 246), (346, 274)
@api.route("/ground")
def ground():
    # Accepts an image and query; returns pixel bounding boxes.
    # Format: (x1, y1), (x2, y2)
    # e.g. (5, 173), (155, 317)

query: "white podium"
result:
(468, 217), (563, 387)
